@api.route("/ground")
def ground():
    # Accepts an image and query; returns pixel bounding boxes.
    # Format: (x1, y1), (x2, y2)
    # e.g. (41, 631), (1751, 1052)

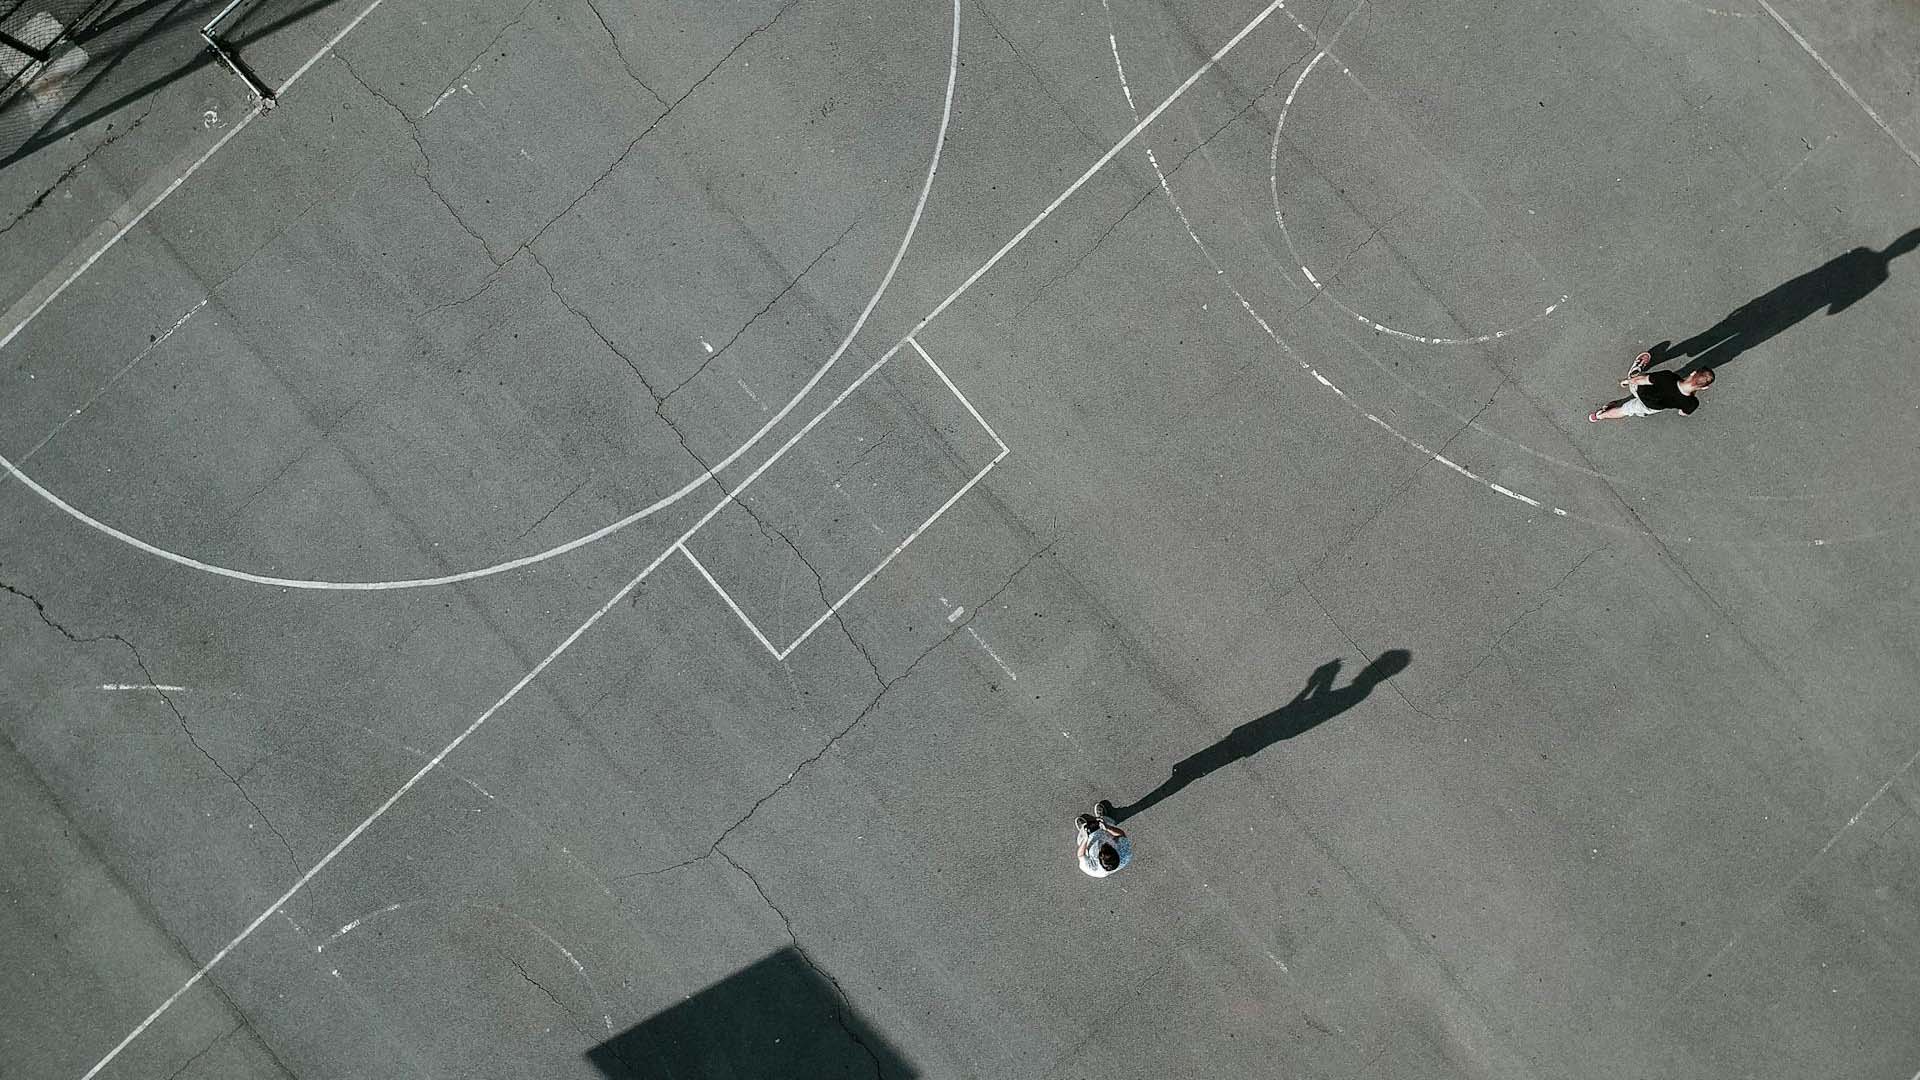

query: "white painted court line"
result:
(683, 336), (1009, 661)
(9, 301), (206, 470)
(679, 542), (782, 658)
(1263, 5), (1566, 346)
(895, 0), (1291, 344)
(1677, 739), (1920, 1001)
(776, 445), (1007, 661)
(1103, 0), (1864, 547)
(5, 0), (962, 593)
(910, 337), (1009, 456)
(77, 1), (1298, 1067)
(73, 533), (683, 1080)
(1756, 0), (1920, 171)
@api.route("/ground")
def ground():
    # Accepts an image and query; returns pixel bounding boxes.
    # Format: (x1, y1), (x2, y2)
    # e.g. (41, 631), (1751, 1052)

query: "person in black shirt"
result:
(1589, 351), (1713, 421)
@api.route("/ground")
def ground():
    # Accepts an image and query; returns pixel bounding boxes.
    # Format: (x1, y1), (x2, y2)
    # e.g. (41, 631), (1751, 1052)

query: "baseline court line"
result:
(79, 1), (1288, 1070)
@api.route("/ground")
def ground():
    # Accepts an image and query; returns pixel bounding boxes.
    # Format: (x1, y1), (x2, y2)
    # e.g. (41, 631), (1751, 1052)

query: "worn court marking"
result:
(687, 336), (1009, 661)
(1757, 0), (1920, 170)
(7, 301), (207, 471)
(1266, 8), (1566, 346)
(76, 2), (1306, 1073)
(69, 5), (955, 1075)
(314, 899), (614, 1034)
(1106, 0), (1887, 547)
(1674, 740), (1920, 1000)
(3, 0), (960, 593)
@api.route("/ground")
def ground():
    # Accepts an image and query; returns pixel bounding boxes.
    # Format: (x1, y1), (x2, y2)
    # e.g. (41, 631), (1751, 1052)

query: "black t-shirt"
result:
(1634, 370), (1700, 414)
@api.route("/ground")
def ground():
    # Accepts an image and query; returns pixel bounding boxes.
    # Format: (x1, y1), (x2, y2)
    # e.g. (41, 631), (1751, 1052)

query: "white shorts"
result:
(1619, 396), (1658, 417)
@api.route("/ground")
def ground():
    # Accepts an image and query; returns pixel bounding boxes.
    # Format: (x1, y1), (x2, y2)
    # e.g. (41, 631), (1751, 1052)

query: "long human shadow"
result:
(1107, 649), (1411, 823)
(1654, 228), (1920, 374)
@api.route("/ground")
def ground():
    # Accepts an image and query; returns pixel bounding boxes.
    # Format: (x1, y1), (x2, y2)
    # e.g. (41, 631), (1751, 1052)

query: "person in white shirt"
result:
(1075, 801), (1131, 878)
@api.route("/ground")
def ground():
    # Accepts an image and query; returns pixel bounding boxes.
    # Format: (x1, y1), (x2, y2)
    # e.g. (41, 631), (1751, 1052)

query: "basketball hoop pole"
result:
(201, 0), (275, 105)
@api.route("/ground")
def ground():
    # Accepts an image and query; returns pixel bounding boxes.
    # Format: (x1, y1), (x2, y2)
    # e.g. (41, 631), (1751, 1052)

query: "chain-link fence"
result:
(0, 0), (124, 106)
(0, 0), (342, 168)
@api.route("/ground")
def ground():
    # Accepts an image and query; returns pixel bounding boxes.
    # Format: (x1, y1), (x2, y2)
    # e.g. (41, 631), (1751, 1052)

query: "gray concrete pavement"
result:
(3, 0), (1917, 1077)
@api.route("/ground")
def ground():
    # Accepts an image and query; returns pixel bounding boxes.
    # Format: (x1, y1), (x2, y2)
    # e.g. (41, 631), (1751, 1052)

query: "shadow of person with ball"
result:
(1105, 649), (1411, 823)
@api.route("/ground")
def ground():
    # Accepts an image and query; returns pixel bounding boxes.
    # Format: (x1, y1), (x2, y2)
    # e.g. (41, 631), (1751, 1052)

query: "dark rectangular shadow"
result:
(587, 947), (916, 1079)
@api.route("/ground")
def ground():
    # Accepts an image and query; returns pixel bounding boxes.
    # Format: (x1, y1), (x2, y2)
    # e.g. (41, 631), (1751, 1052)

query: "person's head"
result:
(1097, 843), (1121, 872)
(1353, 649), (1412, 689)
(1884, 228), (1920, 261)
(1680, 369), (1714, 393)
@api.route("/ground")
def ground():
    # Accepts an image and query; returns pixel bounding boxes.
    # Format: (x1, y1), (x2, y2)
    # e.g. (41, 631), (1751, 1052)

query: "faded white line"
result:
(1104, 0), (1856, 546)
(1265, 5), (1565, 345)
(78, 530), (684, 1080)
(966, 625), (1015, 681)
(1757, 0), (1920, 170)
(11, 301), (206, 470)
(1678, 740), (1920, 1000)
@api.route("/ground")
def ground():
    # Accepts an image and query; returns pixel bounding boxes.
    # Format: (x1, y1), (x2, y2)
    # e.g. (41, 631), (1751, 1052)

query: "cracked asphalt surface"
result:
(4, 0), (1920, 1077)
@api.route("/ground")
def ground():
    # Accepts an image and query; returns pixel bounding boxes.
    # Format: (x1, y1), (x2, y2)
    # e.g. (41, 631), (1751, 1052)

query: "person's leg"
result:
(1589, 398), (1635, 421)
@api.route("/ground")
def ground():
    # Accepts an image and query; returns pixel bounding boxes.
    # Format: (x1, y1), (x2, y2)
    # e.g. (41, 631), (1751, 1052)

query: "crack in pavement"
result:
(526, 247), (665, 403)
(507, 954), (591, 1036)
(0, 100), (156, 237)
(717, 846), (885, 1078)
(125, 641), (302, 878)
(332, 51), (503, 266)
(416, 0), (543, 114)
(515, 473), (594, 542)
(661, 218), (862, 404)
(973, 0), (1104, 152)
(623, 537), (1058, 880)
(582, 0), (668, 108)
(505, 0), (806, 273)
(370, 0), (811, 411)
(157, 1020), (246, 1080)
(1426, 543), (1607, 712)
(1016, 57), (1298, 322)
(1016, 183), (1157, 320)
(1, 573), (300, 877)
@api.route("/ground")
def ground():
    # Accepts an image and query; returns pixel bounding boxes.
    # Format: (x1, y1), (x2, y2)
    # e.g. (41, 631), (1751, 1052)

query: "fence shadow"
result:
(1, 0), (345, 170)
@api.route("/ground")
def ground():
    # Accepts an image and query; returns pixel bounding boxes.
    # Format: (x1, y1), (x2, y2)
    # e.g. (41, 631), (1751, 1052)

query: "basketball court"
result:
(3, 0), (1918, 1076)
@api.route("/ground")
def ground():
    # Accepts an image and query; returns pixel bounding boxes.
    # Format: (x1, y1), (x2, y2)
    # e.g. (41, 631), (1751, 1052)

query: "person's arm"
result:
(1620, 373), (1652, 389)
(1101, 822), (1126, 839)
